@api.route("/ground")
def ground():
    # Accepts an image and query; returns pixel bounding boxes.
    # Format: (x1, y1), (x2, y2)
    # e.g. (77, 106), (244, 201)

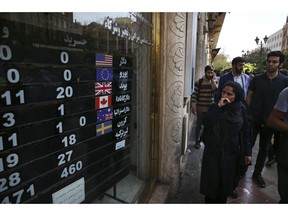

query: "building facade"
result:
(281, 16), (288, 52)
(265, 16), (288, 53)
(0, 12), (225, 203)
(267, 29), (283, 51)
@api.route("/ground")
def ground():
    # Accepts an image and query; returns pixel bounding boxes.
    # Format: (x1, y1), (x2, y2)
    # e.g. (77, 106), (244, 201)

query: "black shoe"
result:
(265, 158), (276, 166)
(194, 143), (201, 149)
(230, 189), (238, 199)
(252, 173), (266, 188)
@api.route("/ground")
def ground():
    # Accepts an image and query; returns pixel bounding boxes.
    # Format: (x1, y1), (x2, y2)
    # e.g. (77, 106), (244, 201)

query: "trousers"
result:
(194, 111), (205, 144)
(251, 119), (276, 175)
(277, 164), (288, 203)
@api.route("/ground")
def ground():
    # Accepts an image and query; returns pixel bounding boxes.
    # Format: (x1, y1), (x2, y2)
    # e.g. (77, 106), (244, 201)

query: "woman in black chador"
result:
(200, 81), (252, 203)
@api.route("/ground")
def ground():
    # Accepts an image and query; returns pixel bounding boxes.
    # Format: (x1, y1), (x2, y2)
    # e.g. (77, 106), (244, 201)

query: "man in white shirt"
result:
(214, 57), (250, 102)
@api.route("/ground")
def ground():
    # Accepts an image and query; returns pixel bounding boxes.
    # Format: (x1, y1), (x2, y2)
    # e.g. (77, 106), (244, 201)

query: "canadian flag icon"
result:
(95, 95), (112, 109)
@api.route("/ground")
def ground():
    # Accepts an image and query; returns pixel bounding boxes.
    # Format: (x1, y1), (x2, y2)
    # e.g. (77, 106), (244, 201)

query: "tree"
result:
(212, 53), (231, 72)
(243, 63), (257, 73)
(282, 49), (288, 70)
(243, 48), (269, 72)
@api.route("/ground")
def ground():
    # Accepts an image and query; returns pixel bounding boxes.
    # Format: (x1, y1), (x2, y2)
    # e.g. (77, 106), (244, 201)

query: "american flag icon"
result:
(96, 53), (113, 67)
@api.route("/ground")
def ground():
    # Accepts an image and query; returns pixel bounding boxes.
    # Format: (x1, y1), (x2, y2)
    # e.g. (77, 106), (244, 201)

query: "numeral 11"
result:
(1, 90), (25, 105)
(0, 133), (17, 151)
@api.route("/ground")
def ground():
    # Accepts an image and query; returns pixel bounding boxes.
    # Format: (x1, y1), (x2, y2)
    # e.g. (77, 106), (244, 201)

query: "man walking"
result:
(267, 86), (288, 203)
(246, 51), (288, 188)
(191, 65), (217, 149)
(214, 56), (250, 101)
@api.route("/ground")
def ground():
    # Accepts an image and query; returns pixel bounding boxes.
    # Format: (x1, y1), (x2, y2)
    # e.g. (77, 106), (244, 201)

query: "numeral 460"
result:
(61, 161), (82, 178)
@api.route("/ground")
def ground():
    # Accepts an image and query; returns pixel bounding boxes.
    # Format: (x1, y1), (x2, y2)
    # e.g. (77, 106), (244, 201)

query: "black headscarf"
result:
(222, 81), (244, 103)
(221, 81), (245, 123)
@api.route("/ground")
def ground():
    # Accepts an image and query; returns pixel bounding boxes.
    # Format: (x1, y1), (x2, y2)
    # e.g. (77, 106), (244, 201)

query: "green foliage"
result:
(282, 49), (288, 70)
(243, 48), (269, 72)
(244, 48), (288, 72)
(244, 63), (257, 73)
(215, 48), (288, 74)
(212, 53), (231, 72)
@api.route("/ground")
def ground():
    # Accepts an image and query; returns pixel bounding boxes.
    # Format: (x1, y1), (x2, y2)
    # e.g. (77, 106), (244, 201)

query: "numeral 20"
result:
(56, 86), (73, 99)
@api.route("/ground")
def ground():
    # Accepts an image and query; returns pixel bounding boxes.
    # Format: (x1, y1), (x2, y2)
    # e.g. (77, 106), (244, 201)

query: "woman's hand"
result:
(245, 156), (252, 165)
(191, 104), (197, 115)
(217, 98), (231, 108)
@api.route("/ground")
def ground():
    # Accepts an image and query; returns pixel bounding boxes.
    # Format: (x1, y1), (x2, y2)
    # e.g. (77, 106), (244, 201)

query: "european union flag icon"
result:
(96, 68), (113, 81)
(96, 120), (112, 136)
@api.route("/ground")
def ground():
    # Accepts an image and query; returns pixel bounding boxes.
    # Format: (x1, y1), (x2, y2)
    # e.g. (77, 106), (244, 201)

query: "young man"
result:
(246, 51), (288, 188)
(267, 87), (288, 203)
(191, 65), (217, 149)
(214, 57), (250, 102)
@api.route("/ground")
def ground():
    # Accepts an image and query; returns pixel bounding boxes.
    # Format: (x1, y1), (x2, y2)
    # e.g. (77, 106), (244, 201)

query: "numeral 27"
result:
(57, 150), (73, 166)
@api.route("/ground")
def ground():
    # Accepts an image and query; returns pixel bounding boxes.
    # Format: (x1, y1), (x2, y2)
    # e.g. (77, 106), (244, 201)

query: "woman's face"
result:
(221, 86), (236, 103)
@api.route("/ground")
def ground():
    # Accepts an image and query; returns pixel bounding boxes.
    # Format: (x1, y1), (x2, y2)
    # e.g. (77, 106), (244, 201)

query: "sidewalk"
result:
(166, 130), (280, 204)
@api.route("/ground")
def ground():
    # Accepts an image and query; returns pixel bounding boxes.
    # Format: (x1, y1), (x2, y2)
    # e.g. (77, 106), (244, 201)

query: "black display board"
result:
(0, 16), (133, 203)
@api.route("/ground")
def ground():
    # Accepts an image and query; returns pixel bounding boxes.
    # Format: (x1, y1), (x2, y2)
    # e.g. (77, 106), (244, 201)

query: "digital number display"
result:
(0, 15), (133, 203)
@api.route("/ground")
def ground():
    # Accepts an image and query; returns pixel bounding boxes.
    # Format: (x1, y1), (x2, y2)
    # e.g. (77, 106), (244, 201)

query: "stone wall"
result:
(158, 12), (187, 198)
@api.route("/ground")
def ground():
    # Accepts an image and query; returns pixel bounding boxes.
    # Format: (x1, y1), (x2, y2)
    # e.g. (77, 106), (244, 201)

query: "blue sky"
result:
(217, 12), (288, 60)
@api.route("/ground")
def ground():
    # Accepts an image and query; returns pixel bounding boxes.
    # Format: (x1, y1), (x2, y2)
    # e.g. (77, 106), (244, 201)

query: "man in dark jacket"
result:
(214, 56), (250, 102)
(247, 51), (288, 188)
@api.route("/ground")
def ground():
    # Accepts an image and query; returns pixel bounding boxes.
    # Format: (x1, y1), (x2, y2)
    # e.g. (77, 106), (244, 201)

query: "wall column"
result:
(158, 12), (187, 198)
(195, 13), (205, 81)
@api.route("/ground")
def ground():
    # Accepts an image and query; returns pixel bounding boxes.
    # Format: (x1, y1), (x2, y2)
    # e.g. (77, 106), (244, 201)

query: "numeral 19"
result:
(0, 153), (19, 172)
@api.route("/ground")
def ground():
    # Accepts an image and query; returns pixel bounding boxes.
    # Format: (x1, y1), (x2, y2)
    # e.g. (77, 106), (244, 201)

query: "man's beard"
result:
(205, 75), (213, 80)
(234, 69), (242, 75)
(266, 66), (278, 73)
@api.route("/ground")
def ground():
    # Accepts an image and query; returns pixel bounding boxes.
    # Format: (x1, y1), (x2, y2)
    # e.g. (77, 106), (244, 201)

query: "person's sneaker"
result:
(252, 173), (266, 188)
(194, 143), (201, 149)
(230, 189), (238, 199)
(265, 158), (276, 166)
